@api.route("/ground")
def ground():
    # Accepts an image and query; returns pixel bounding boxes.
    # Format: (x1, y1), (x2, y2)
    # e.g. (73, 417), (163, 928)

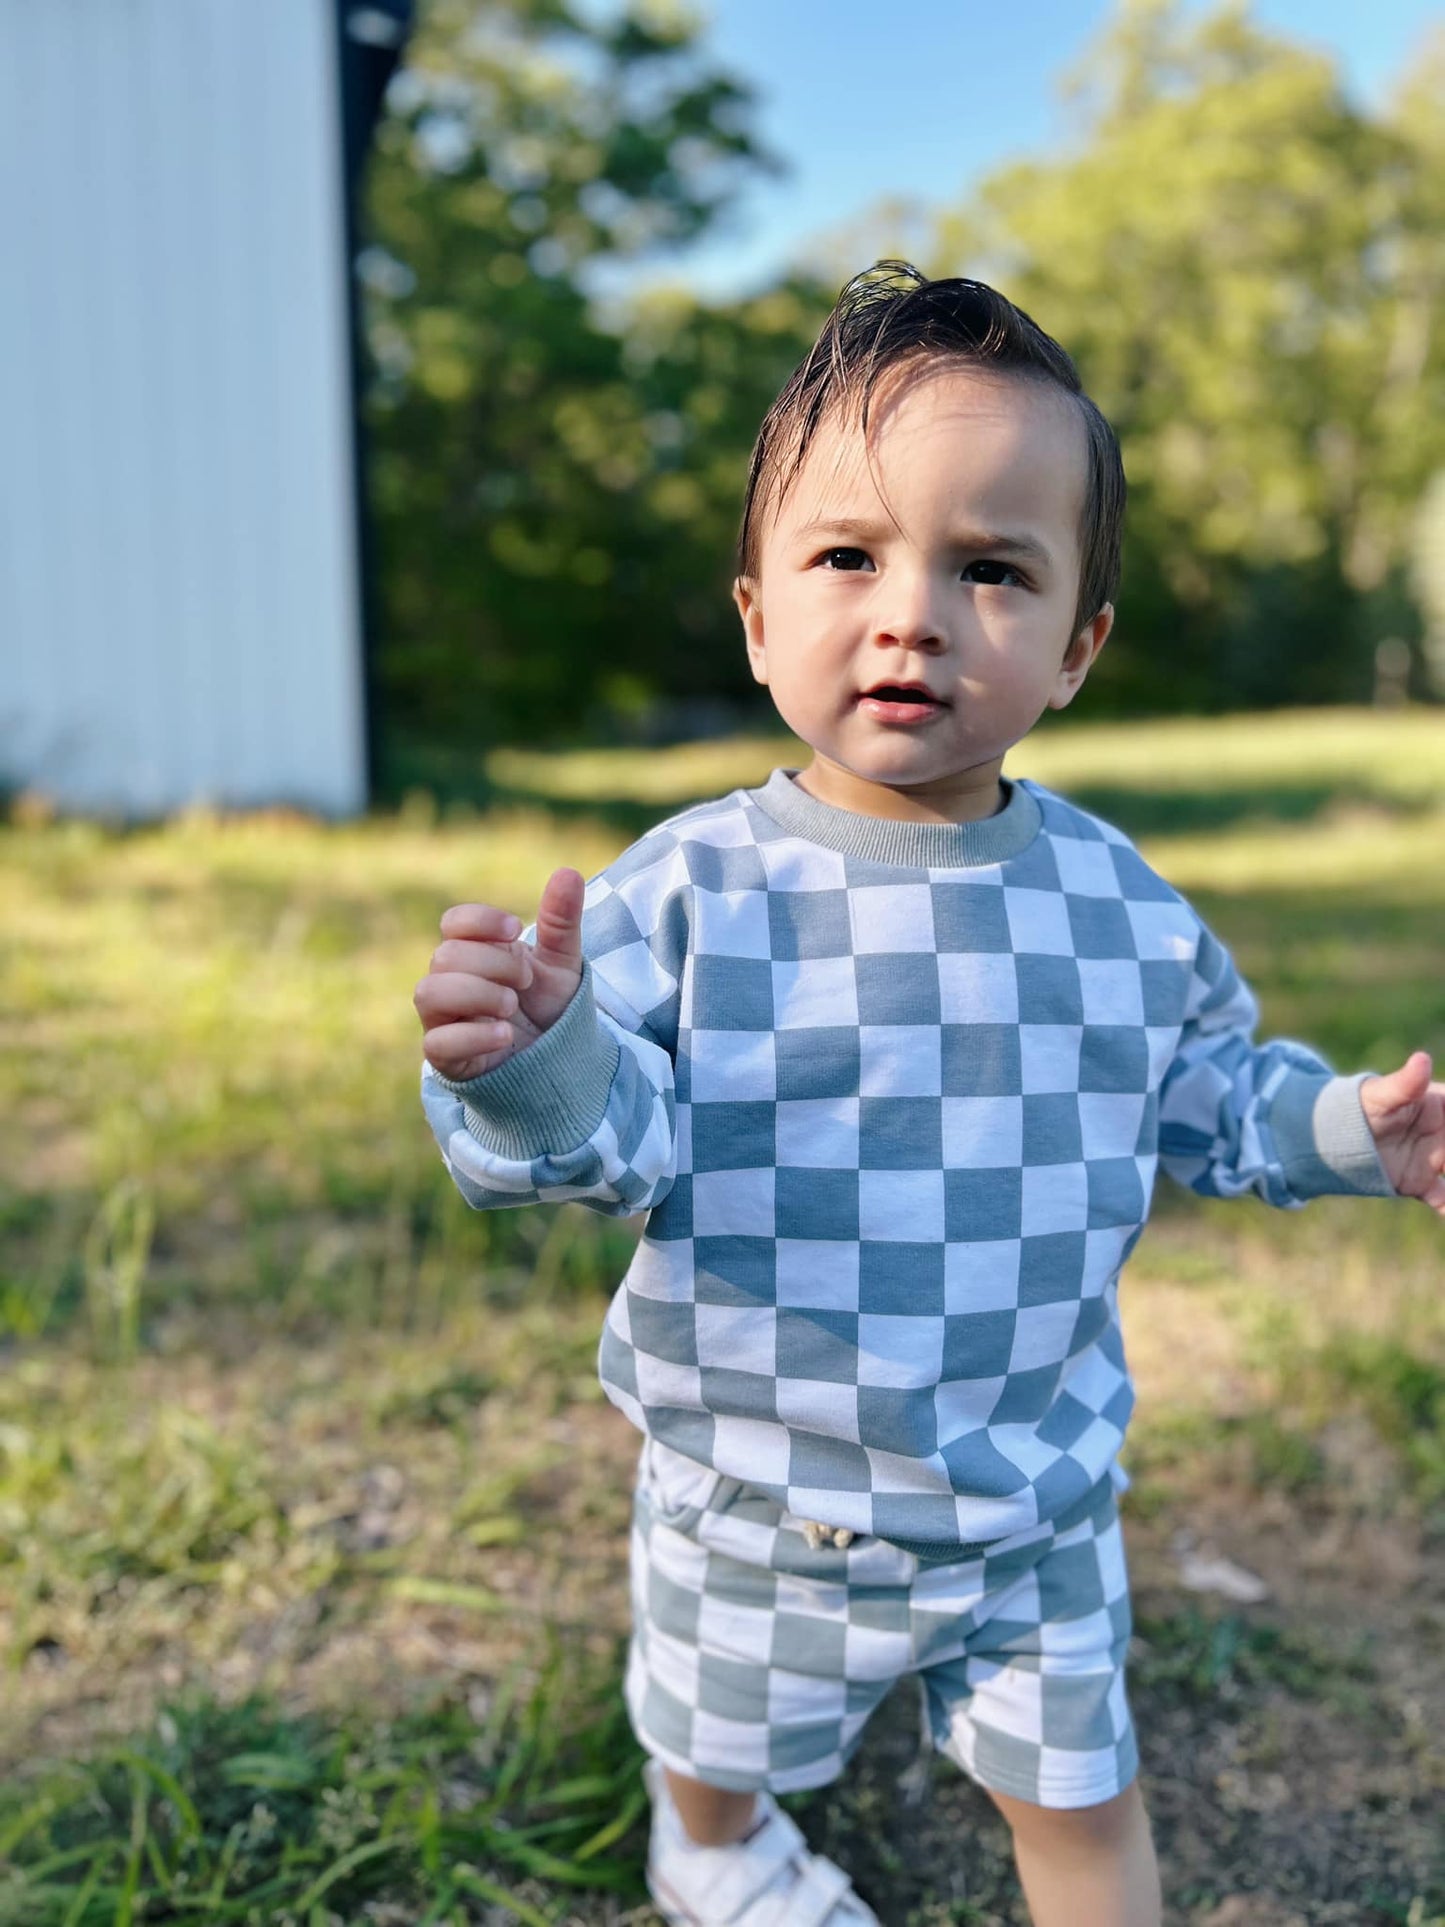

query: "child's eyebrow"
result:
(792, 515), (1054, 568)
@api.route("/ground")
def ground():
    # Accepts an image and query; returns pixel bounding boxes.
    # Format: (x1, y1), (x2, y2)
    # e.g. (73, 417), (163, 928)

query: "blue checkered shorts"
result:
(626, 1439), (1138, 1810)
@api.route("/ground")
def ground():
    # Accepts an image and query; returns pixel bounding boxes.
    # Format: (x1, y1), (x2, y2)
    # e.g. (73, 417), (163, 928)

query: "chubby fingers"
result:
(422, 1015), (510, 1057)
(428, 936), (534, 989)
(439, 902), (524, 944)
(415, 917), (534, 1033)
(421, 1018), (515, 1081)
(415, 969), (523, 1028)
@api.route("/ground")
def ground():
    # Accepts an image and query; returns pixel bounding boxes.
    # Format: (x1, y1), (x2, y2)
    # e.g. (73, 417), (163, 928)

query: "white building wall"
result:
(0, 0), (367, 816)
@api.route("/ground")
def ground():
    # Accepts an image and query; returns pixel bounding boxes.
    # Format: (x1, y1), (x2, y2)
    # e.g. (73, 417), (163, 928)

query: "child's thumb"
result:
(1364, 1049), (1432, 1117)
(533, 867), (586, 974)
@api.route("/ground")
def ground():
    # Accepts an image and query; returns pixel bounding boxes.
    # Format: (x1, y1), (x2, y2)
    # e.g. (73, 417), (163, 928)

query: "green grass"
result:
(1131, 1605), (1374, 1713)
(0, 1647), (646, 1924)
(2, 707), (1444, 1921)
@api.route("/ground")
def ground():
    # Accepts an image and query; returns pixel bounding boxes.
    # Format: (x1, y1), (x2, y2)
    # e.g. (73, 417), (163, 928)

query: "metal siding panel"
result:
(91, 4), (166, 805)
(2, 8), (91, 788)
(0, 0), (366, 815)
(0, 11), (36, 774)
(198, 0), (253, 798)
(153, 0), (231, 803)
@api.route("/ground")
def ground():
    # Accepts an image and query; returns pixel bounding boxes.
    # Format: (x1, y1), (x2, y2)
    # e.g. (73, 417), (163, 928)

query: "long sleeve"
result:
(420, 836), (691, 1218)
(1157, 921), (1394, 1207)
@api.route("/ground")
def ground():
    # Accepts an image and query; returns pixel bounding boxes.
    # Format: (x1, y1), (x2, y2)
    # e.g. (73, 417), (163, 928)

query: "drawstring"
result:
(800, 1520), (855, 1551)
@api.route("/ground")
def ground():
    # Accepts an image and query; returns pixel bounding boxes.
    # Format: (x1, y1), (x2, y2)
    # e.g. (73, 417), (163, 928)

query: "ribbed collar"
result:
(747, 767), (1042, 869)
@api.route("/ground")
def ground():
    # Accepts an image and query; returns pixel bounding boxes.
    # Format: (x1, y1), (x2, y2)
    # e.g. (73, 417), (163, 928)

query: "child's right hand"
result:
(414, 867), (586, 1083)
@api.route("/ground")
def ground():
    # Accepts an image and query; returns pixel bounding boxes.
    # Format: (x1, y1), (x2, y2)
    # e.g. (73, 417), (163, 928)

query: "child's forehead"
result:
(781, 360), (1088, 525)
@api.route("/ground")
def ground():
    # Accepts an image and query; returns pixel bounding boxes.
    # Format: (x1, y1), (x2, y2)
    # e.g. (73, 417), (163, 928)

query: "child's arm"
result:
(1157, 922), (1398, 1209)
(415, 866), (677, 1218)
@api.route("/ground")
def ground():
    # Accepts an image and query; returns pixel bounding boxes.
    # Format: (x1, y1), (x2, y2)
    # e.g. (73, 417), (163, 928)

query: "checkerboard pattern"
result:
(626, 1437), (1137, 1806)
(422, 770), (1391, 1553)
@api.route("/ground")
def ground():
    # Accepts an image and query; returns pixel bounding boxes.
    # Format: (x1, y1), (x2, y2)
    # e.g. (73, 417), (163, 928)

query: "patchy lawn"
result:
(1, 710), (1443, 1923)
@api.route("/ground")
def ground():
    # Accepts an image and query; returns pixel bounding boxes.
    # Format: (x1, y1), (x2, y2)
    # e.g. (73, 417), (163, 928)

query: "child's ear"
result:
(733, 577), (768, 685)
(1048, 603), (1113, 711)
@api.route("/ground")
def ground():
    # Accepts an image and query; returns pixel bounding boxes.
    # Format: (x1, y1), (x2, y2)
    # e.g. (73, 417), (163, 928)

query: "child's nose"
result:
(872, 574), (948, 651)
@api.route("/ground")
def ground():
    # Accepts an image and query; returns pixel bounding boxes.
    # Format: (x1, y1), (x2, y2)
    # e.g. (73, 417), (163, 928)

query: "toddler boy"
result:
(415, 265), (1445, 1927)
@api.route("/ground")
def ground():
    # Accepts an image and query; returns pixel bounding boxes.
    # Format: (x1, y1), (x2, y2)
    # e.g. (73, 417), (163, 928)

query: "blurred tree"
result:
(365, 0), (1445, 764)
(929, 0), (1445, 712)
(1412, 470), (1445, 700)
(361, 0), (822, 775)
(600, 276), (834, 725)
(1387, 24), (1445, 701)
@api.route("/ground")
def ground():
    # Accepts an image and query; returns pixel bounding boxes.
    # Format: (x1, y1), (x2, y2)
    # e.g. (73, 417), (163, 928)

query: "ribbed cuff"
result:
(1270, 1069), (1396, 1200)
(430, 962), (620, 1161)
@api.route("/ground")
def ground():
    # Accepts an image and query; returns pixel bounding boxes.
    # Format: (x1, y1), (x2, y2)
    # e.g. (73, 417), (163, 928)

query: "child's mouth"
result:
(857, 685), (947, 724)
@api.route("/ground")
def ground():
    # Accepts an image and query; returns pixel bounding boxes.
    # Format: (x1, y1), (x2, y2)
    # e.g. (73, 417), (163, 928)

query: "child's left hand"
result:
(1359, 1052), (1445, 1215)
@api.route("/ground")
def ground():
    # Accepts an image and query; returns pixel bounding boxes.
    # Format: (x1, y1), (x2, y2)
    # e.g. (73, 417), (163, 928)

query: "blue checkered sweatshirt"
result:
(422, 770), (1393, 1553)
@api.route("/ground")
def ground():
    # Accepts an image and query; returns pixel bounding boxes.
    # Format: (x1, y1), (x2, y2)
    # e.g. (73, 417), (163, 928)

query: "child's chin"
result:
(850, 749), (949, 783)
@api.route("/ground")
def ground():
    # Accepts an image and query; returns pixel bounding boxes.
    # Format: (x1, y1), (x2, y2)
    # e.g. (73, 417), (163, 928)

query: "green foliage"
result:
(1305, 1334), (1445, 1503)
(1133, 1605), (1372, 1708)
(360, 1), (1445, 755)
(361, 0), (827, 761)
(0, 1650), (646, 1923)
(927, 0), (1445, 713)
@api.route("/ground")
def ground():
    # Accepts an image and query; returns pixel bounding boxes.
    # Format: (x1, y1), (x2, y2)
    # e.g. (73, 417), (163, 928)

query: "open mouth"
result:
(863, 684), (944, 705)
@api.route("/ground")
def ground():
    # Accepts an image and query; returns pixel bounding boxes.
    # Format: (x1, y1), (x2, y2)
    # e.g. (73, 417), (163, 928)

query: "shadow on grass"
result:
(1058, 779), (1405, 841)
(779, 1595), (1439, 1924)
(443, 775), (1428, 848)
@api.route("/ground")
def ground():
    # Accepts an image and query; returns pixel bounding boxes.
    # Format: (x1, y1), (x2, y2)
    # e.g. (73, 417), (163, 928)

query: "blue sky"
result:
(622, 0), (1444, 299)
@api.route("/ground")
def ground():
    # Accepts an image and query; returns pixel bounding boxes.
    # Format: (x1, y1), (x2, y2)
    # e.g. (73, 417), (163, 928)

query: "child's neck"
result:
(794, 757), (1007, 826)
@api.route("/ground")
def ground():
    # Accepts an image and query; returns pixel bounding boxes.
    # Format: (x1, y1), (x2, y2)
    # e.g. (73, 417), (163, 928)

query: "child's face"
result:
(734, 361), (1113, 822)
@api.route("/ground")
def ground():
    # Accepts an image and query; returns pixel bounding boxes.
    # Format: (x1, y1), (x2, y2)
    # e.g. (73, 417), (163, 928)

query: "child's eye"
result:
(818, 547), (873, 571)
(963, 559), (1026, 587)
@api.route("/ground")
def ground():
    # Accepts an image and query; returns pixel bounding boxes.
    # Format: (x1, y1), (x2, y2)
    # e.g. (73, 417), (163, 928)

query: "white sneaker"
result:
(643, 1760), (880, 1926)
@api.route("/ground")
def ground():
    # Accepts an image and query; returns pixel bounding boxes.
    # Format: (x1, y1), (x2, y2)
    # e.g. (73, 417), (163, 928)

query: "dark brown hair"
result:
(736, 262), (1126, 638)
